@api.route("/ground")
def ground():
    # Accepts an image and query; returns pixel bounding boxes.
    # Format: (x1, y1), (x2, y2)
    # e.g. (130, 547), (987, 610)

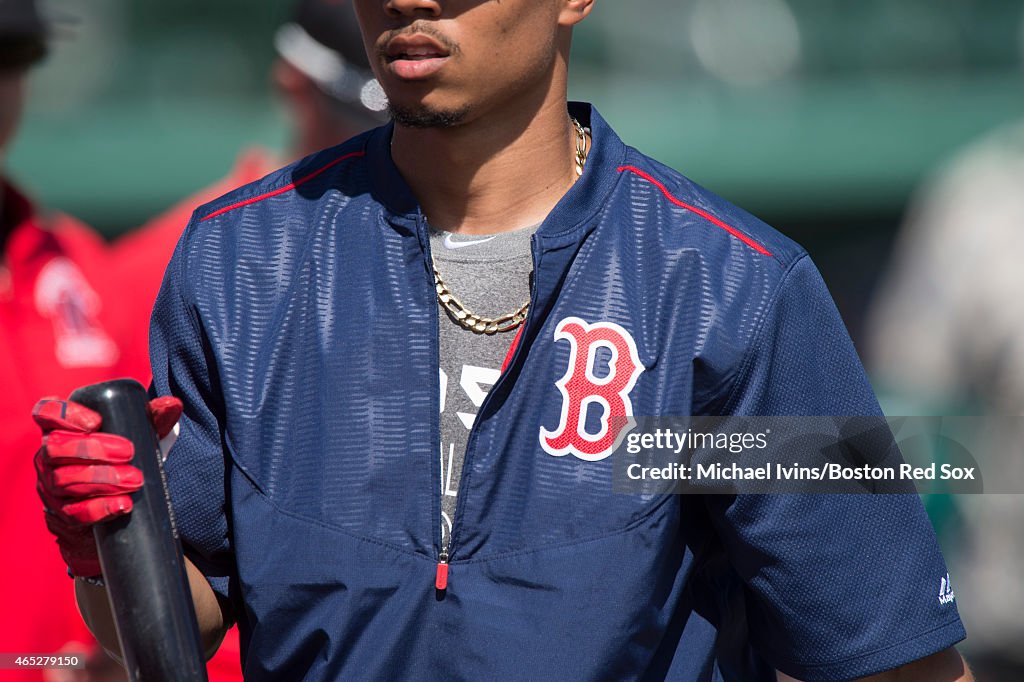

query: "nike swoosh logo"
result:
(443, 234), (497, 250)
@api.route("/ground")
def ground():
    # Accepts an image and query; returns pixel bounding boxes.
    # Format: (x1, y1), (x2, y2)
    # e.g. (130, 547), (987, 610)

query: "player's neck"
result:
(390, 93), (579, 235)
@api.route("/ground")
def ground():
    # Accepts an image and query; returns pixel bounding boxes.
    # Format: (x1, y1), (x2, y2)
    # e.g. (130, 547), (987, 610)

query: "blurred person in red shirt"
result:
(107, 2), (385, 678)
(0, 2), (127, 680)
(112, 0), (387, 384)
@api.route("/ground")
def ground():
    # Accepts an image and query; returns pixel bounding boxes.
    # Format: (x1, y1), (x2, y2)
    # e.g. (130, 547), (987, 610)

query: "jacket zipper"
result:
(435, 548), (449, 590)
(433, 233), (542, 592)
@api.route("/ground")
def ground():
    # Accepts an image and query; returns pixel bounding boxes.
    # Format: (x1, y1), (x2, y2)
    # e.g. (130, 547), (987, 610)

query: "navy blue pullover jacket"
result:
(151, 103), (965, 681)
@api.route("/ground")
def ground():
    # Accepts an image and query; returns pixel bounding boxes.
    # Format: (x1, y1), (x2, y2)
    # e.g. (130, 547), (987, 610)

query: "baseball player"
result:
(0, 1), (126, 679)
(35, 1), (972, 680)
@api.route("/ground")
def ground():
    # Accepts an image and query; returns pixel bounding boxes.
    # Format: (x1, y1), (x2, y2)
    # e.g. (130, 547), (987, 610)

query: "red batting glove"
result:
(32, 396), (183, 578)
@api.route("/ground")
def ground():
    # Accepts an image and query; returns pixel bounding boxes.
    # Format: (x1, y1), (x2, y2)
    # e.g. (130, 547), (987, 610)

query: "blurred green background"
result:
(10, 0), (1024, 336)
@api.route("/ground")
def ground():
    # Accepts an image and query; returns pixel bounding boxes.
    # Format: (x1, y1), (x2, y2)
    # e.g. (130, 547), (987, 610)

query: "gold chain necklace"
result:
(433, 271), (531, 335)
(572, 115), (588, 177)
(434, 116), (589, 335)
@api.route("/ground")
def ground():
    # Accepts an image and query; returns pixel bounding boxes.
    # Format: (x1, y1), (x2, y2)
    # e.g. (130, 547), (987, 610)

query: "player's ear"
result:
(557, 0), (595, 28)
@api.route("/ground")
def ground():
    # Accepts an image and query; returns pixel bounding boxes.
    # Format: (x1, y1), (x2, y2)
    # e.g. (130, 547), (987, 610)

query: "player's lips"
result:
(385, 34), (451, 80)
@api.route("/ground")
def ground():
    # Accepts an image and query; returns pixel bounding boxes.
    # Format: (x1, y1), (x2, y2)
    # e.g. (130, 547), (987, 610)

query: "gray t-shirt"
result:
(429, 225), (537, 549)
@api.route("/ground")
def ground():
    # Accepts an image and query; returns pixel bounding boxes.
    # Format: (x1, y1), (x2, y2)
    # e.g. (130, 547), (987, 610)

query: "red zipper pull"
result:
(435, 550), (449, 591)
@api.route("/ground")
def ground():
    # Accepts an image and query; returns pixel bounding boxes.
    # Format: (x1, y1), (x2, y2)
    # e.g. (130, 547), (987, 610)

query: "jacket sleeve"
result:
(149, 215), (235, 604)
(707, 255), (965, 681)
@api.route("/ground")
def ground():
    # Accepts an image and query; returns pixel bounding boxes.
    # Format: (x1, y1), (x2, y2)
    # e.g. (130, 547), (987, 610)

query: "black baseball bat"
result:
(70, 379), (208, 682)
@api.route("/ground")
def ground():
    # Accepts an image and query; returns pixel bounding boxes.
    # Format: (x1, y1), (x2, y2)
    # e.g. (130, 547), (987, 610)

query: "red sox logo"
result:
(540, 317), (644, 462)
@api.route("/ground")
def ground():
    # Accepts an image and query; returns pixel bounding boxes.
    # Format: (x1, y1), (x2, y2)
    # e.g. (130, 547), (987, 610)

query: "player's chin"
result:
(388, 99), (472, 129)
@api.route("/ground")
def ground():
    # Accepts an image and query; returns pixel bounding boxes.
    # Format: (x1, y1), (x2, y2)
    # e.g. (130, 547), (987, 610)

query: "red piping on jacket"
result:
(617, 165), (773, 257)
(200, 151), (366, 222)
(500, 325), (526, 374)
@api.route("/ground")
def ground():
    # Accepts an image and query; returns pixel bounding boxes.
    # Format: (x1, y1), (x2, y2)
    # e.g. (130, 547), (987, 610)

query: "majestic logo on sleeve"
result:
(938, 573), (956, 605)
(540, 317), (644, 461)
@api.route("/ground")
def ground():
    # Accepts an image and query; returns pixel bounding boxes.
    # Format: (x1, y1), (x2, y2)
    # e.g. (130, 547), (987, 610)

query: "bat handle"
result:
(71, 379), (208, 682)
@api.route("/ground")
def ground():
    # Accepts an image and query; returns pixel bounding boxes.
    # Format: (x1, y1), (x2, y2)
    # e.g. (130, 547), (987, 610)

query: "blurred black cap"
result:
(0, 0), (48, 68)
(275, 0), (388, 119)
(293, 0), (368, 72)
(0, 0), (46, 36)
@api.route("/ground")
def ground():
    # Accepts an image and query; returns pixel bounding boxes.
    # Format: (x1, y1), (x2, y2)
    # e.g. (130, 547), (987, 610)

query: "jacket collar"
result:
(365, 101), (628, 248)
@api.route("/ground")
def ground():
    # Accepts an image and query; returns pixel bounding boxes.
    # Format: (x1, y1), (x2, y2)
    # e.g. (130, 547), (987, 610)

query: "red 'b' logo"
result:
(540, 317), (644, 461)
